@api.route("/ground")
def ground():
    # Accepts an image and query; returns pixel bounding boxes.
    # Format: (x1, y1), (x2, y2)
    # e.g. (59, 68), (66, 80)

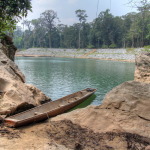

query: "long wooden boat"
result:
(4, 88), (96, 127)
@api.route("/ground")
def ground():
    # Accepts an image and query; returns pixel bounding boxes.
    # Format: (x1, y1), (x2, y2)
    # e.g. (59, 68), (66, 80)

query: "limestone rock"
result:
(0, 34), (17, 61)
(51, 52), (150, 148)
(0, 50), (25, 82)
(101, 81), (150, 120)
(52, 81), (150, 139)
(0, 36), (51, 115)
(134, 52), (150, 83)
(26, 84), (50, 105)
(0, 79), (50, 115)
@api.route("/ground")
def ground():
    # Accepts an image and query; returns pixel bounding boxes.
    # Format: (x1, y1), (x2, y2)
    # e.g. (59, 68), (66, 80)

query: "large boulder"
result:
(0, 34), (17, 61)
(0, 35), (51, 115)
(101, 81), (150, 120)
(134, 52), (150, 83)
(52, 81), (150, 139)
(51, 52), (150, 146)
(0, 50), (25, 83)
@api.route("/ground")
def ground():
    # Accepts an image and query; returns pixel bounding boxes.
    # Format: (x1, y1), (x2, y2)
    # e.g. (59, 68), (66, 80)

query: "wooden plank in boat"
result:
(4, 88), (96, 127)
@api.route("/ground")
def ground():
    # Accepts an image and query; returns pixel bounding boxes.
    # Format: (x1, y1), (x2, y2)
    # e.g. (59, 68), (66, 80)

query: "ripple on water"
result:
(15, 57), (135, 108)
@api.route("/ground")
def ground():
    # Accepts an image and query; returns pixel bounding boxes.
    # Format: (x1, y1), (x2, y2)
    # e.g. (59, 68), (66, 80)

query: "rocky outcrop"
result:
(0, 41), (150, 149)
(0, 35), (51, 115)
(134, 52), (150, 83)
(0, 50), (25, 83)
(52, 82), (150, 138)
(101, 81), (150, 121)
(51, 80), (150, 149)
(50, 53), (150, 149)
(0, 34), (17, 61)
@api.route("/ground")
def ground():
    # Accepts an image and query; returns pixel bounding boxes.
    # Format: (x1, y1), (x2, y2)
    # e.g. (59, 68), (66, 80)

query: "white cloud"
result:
(67, 0), (78, 4)
(17, 0), (137, 27)
(61, 17), (78, 25)
(35, 0), (56, 5)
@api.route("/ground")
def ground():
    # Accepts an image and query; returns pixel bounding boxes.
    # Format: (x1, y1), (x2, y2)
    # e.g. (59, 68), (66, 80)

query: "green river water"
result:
(15, 57), (135, 108)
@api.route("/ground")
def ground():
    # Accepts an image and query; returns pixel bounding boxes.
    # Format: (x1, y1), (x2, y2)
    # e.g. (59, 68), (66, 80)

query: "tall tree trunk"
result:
(32, 33), (35, 47)
(141, 28), (144, 47)
(123, 39), (126, 48)
(79, 29), (81, 49)
(132, 34), (134, 48)
(49, 32), (51, 48)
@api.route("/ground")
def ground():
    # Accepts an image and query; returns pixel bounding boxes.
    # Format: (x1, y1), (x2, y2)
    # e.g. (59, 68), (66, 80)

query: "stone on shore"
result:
(101, 81), (150, 121)
(1, 35), (150, 149)
(52, 81), (150, 137)
(134, 52), (150, 83)
(0, 35), (51, 115)
(50, 53), (150, 149)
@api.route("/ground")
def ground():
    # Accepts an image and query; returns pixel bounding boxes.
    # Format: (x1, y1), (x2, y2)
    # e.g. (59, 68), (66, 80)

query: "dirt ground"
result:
(0, 120), (70, 150)
(0, 119), (150, 150)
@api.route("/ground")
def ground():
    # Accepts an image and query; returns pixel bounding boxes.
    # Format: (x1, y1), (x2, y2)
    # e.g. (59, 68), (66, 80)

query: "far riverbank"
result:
(16, 48), (144, 62)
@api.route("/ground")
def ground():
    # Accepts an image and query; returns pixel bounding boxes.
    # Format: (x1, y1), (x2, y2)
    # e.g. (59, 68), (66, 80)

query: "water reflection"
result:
(69, 94), (97, 111)
(15, 57), (135, 106)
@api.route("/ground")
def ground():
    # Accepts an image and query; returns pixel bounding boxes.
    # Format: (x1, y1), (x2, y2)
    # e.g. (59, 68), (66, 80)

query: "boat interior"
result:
(6, 89), (93, 121)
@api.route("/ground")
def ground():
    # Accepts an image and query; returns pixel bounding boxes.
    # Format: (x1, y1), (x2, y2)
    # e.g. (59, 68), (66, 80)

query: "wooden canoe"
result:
(4, 88), (96, 127)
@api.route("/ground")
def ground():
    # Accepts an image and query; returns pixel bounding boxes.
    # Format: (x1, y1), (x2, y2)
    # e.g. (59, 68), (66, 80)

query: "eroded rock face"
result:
(52, 81), (150, 139)
(134, 52), (150, 83)
(0, 35), (17, 61)
(0, 50), (25, 83)
(101, 81), (150, 120)
(26, 84), (51, 105)
(50, 52), (150, 149)
(0, 36), (51, 115)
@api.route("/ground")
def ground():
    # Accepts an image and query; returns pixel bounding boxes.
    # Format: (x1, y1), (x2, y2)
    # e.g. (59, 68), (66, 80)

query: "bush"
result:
(143, 45), (150, 52)
(126, 48), (135, 53)
(102, 45), (108, 48)
(109, 44), (117, 48)
(87, 44), (94, 49)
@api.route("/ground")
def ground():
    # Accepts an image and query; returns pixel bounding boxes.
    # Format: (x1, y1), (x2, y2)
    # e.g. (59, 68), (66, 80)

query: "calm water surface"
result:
(15, 57), (135, 108)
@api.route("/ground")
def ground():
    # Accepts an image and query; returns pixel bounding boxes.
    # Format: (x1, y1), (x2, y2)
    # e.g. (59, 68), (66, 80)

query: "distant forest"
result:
(13, 2), (150, 49)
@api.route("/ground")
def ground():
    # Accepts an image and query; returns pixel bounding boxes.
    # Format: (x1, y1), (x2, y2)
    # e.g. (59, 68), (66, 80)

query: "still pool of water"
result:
(15, 57), (135, 108)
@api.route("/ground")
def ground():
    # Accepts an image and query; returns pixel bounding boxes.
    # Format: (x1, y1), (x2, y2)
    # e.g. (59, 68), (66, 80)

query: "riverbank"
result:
(15, 48), (144, 62)
(1, 36), (150, 150)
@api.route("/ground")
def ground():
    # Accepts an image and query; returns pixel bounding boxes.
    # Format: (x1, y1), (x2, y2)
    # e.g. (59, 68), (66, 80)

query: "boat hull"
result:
(4, 88), (96, 127)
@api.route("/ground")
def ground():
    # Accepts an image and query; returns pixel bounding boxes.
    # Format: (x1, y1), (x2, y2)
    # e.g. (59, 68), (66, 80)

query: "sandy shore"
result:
(15, 48), (143, 62)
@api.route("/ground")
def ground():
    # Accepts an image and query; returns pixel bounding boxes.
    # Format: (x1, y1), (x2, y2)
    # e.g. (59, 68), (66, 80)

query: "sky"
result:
(21, 0), (137, 25)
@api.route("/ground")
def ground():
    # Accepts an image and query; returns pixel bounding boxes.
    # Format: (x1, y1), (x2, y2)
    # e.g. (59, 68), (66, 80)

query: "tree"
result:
(13, 5), (150, 49)
(40, 10), (59, 48)
(31, 18), (48, 47)
(57, 24), (67, 48)
(146, 24), (150, 39)
(22, 20), (32, 32)
(63, 25), (78, 48)
(0, 0), (32, 34)
(128, 0), (150, 46)
(94, 9), (115, 47)
(13, 26), (23, 49)
(75, 9), (88, 48)
(22, 20), (33, 48)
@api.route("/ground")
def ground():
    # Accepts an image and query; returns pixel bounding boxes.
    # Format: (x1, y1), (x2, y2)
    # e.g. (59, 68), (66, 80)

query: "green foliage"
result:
(126, 48), (135, 53)
(75, 9), (88, 49)
(87, 44), (95, 49)
(40, 10), (58, 48)
(75, 9), (88, 23)
(102, 45), (108, 48)
(13, 4), (150, 49)
(146, 24), (150, 39)
(144, 45), (150, 49)
(109, 44), (117, 48)
(0, 0), (32, 34)
(143, 45), (150, 52)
